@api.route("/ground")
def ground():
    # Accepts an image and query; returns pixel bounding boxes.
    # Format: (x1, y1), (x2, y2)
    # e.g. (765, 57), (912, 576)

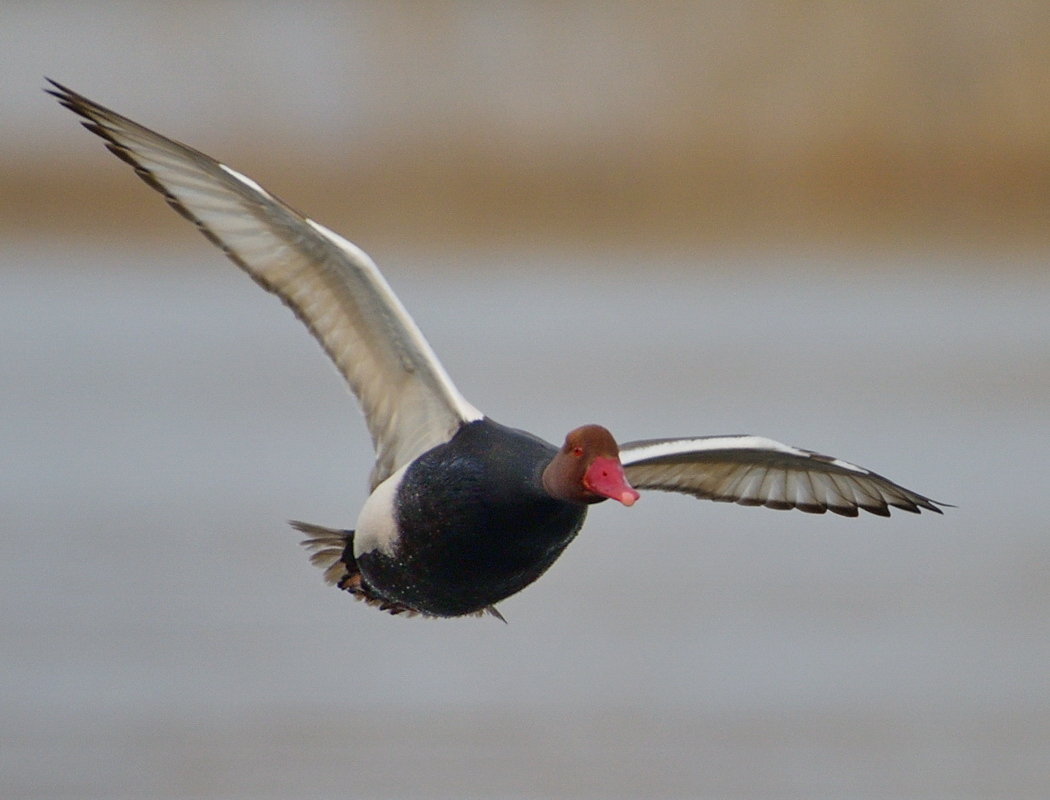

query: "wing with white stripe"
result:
(49, 80), (482, 489)
(619, 435), (945, 517)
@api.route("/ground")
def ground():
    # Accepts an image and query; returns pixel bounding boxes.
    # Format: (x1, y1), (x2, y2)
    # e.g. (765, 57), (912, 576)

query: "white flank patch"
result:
(353, 464), (409, 558)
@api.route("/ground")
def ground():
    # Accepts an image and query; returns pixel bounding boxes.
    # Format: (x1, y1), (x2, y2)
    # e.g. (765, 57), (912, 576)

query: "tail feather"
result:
(291, 520), (421, 617)
(292, 520), (353, 586)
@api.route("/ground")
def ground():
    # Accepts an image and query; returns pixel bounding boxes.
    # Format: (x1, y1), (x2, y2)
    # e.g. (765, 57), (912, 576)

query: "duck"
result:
(48, 80), (945, 620)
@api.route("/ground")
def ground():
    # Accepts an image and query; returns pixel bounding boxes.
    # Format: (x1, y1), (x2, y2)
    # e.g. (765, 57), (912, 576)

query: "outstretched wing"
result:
(619, 435), (945, 517)
(49, 80), (482, 489)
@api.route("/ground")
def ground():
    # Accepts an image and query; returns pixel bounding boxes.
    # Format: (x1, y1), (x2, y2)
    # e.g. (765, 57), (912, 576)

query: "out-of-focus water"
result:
(2, 243), (1048, 798)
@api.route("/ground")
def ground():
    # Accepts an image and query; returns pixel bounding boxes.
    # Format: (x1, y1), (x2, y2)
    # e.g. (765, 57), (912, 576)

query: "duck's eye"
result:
(572, 447), (584, 458)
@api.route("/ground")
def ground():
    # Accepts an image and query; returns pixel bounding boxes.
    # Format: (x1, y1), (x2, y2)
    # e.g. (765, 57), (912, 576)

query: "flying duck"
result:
(48, 80), (945, 620)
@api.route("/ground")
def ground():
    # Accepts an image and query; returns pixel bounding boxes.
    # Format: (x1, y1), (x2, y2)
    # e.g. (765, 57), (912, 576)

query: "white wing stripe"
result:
(219, 163), (274, 198)
(620, 435), (806, 464)
(305, 220), (483, 423)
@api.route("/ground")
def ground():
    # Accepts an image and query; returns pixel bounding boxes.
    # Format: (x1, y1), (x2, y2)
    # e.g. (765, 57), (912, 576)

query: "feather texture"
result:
(620, 435), (944, 517)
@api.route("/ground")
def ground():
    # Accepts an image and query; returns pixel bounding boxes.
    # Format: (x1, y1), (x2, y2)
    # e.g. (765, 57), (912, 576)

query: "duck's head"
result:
(542, 425), (639, 506)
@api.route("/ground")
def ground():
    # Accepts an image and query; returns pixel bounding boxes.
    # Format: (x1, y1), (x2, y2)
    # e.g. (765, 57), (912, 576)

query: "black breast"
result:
(358, 418), (587, 617)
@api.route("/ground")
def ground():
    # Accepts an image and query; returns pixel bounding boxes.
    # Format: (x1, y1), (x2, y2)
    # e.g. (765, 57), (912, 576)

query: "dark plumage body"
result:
(358, 419), (587, 616)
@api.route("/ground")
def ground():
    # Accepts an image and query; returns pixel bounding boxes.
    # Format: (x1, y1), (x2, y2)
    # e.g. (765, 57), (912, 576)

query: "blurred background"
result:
(2, 2), (1048, 798)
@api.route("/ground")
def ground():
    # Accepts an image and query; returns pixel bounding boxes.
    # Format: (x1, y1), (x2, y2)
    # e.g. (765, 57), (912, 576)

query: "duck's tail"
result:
(292, 520), (413, 615)
(292, 520), (356, 586)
